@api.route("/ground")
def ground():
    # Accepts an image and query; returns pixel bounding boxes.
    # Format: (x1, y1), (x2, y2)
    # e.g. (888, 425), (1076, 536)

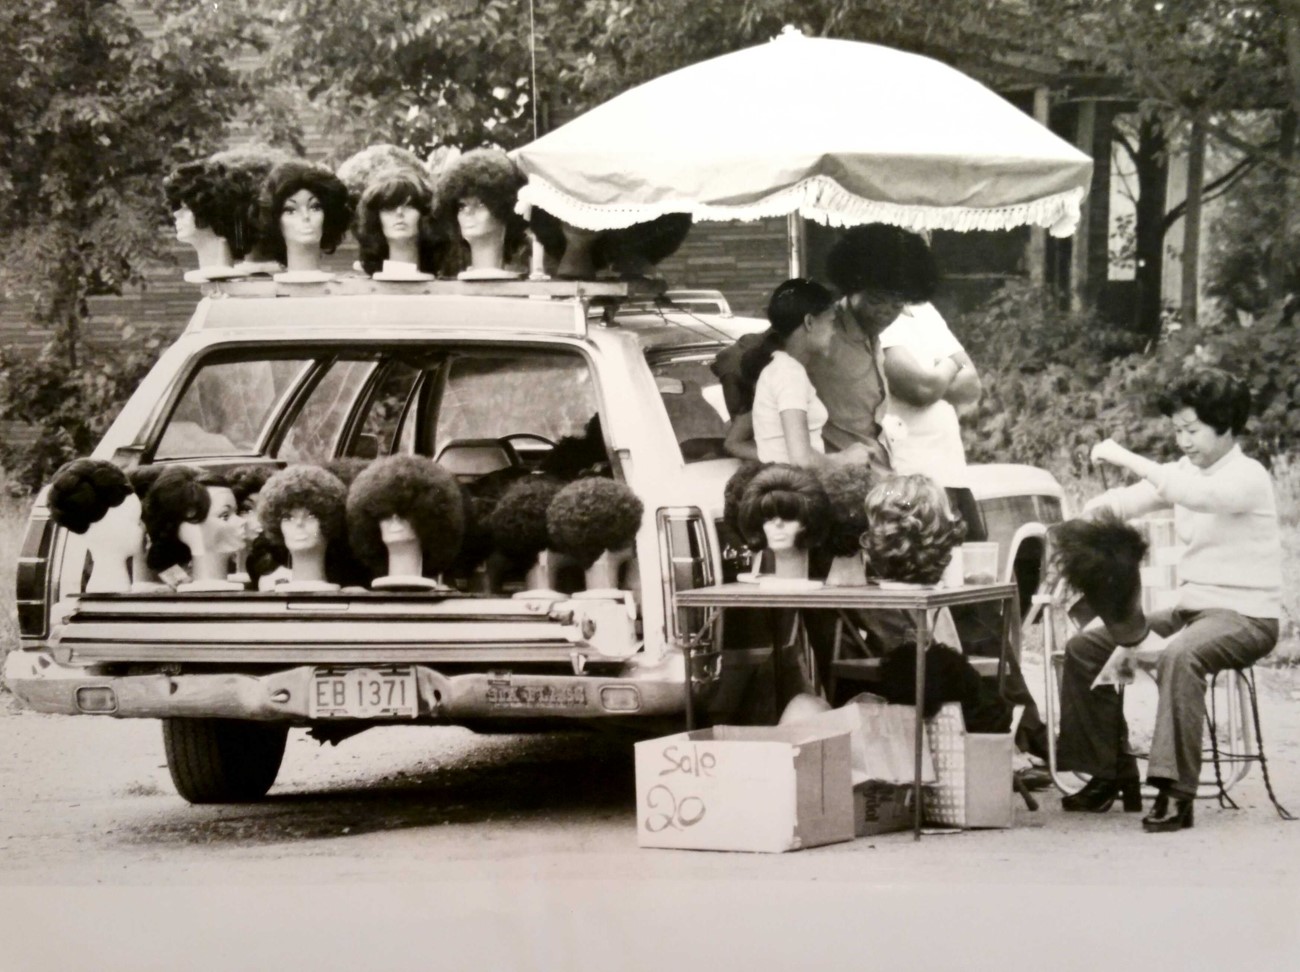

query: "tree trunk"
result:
(1133, 114), (1169, 343)
(1180, 120), (1206, 324)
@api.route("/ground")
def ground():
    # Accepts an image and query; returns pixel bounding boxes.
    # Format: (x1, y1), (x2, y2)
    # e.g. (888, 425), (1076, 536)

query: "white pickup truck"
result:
(5, 279), (1063, 802)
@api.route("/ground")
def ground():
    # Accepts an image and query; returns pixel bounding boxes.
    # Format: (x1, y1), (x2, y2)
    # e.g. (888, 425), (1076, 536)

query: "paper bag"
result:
(797, 694), (936, 786)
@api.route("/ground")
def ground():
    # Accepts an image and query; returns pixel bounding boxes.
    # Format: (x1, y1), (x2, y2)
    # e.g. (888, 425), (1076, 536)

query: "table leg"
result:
(913, 607), (931, 840)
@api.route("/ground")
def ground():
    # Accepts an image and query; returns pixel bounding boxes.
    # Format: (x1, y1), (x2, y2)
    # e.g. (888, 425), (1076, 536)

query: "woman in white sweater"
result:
(1057, 367), (1281, 832)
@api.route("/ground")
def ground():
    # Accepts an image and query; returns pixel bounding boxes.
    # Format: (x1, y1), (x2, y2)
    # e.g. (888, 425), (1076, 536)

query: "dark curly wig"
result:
(538, 415), (608, 481)
(258, 465), (348, 550)
(257, 160), (351, 264)
(529, 209), (692, 276)
(226, 464), (276, 512)
(546, 478), (645, 568)
(142, 466), (231, 572)
(206, 144), (295, 261)
(488, 475), (565, 567)
(335, 143), (429, 211)
(1154, 366), (1251, 436)
(825, 224), (938, 302)
(47, 459), (133, 534)
(355, 174), (445, 275)
(723, 460), (767, 548)
(163, 159), (247, 250)
(1050, 512), (1148, 633)
(817, 463), (879, 557)
(861, 474), (965, 585)
(449, 466), (528, 578)
(346, 456), (464, 576)
(738, 464), (830, 552)
(126, 465), (166, 502)
(432, 149), (528, 270)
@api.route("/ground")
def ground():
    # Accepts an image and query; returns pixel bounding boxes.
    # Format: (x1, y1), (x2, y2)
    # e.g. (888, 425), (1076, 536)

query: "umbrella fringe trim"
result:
(517, 178), (1085, 237)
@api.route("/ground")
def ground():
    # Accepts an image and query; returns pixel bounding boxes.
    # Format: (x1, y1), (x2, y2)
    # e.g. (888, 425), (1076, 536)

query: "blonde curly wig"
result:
(861, 474), (965, 585)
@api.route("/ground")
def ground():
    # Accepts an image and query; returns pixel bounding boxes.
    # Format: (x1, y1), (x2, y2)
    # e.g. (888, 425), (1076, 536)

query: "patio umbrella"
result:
(513, 28), (1093, 237)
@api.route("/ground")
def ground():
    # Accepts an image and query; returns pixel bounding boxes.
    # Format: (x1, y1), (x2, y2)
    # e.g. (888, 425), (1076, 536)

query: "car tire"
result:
(162, 718), (288, 804)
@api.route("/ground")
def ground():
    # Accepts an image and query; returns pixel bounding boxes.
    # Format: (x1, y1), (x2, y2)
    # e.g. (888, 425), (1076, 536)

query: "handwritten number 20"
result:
(644, 784), (706, 832)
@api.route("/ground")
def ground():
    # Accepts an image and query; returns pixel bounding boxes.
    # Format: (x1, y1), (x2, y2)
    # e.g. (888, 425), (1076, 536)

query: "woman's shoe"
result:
(1142, 793), (1194, 832)
(1061, 776), (1143, 813)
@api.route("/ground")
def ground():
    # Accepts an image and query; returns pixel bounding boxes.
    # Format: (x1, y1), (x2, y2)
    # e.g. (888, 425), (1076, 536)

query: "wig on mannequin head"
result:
(335, 143), (431, 213)
(529, 208), (692, 277)
(546, 478), (644, 568)
(257, 160), (351, 264)
(431, 149), (528, 269)
(226, 465), (275, 513)
(825, 224), (939, 302)
(722, 461), (766, 549)
(861, 474), (965, 585)
(1051, 512), (1149, 643)
(816, 463), (879, 558)
(258, 465), (348, 550)
(355, 174), (444, 275)
(205, 144), (296, 262)
(163, 159), (251, 258)
(46, 459), (133, 534)
(141, 466), (232, 572)
(488, 475), (565, 568)
(346, 456), (464, 577)
(737, 464), (830, 552)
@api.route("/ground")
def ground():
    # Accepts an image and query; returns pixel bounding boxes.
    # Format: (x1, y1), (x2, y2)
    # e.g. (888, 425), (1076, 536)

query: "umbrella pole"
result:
(786, 213), (807, 278)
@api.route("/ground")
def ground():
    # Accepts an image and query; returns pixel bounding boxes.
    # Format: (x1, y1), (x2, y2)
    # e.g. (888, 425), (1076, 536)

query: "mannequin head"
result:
(546, 477), (644, 568)
(862, 474), (966, 585)
(164, 159), (237, 273)
(259, 465), (348, 585)
(206, 144), (295, 264)
(258, 161), (350, 269)
(142, 466), (243, 574)
(47, 459), (142, 592)
(346, 456), (464, 579)
(432, 149), (528, 273)
(737, 464), (830, 553)
(355, 175), (443, 275)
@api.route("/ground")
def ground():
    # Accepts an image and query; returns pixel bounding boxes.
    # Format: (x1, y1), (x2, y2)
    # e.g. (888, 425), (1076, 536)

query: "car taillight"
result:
(15, 512), (54, 639)
(656, 506), (714, 645)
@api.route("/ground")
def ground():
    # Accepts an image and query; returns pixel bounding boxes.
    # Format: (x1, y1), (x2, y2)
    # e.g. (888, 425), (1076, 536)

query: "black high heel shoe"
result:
(1142, 792), (1194, 832)
(1061, 776), (1143, 813)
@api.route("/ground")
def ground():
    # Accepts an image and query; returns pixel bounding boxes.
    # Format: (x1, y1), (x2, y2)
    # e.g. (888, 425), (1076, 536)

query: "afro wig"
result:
(1050, 512), (1149, 640)
(203, 144), (296, 260)
(258, 465), (348, 550)
(141, 466), (231, 572)
(335, 143), (431, 212)
(816, 462), (879, 557)
(257, 160), (352, 264)
(346, 456), (464, 576)
(546, 478), (645, 568)
(47, 459), (133, 534)
(825, 224), (938, 302)
(355, 174), (446, 275)
(861, 474), (965, 585)
(432, 149), (528, 268)
(448, 466), (529, 578)
(488, 475), (566, 567)
(738, 464), (831, 552)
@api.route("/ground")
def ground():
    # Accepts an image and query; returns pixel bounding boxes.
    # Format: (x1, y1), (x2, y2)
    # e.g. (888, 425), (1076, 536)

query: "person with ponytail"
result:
(724, 279), (878, 470)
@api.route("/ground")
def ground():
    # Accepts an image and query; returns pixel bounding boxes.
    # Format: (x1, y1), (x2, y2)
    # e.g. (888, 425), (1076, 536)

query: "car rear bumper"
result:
(3, 649), (718, 723)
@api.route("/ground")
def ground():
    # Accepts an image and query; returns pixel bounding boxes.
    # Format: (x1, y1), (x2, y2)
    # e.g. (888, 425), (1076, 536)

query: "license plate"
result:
(309, 667), (418, 719)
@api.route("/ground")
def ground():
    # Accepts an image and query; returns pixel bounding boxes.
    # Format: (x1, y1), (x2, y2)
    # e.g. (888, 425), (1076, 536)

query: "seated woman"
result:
(724, 279), (875, 470)
(1058, 367), (1280, 832)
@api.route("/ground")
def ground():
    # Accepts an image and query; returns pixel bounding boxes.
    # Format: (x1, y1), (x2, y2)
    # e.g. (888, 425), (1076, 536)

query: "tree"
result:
(0, 0), (268, 485)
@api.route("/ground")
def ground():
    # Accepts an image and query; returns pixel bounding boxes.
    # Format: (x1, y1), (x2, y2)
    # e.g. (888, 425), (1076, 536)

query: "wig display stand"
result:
(371, 575), (441, 592)
(824, 552), (867, 588)
(177, 579), (245, 593)
(277, 580), (341, 594)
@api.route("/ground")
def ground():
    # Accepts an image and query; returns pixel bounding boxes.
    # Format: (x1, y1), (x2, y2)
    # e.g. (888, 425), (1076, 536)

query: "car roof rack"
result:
(196, 276), (667, 301)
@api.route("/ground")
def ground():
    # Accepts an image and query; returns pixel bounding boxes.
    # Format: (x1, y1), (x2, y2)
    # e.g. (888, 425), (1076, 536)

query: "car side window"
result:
(277, 359), (379, 463)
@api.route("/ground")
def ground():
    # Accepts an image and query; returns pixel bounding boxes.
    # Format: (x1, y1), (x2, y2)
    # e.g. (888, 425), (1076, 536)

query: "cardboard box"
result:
(923, 703), (1015, 829)
(634, 724), (854, 853)
(796, 696), (936, 787)
(853, 781), (915, 837)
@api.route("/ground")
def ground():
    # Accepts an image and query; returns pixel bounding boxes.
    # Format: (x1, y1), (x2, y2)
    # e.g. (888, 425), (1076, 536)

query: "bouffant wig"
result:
(206, 144), (295, 260)
(226, 464), (276, 511)
(47, 459), (134, 534)
(1051, 511), (1148, 630)
(163, 160), (244, 245)
(825, 224), (938, 302)
(346, 456), (464, 576)
(258, 465), (348, 550)
(738, 464), (831, 552)
(861, 474), (965, 585)
(335, 143), (430, 211)
(529, 209), (692, 276)
(257, 160), (352, 264)
(546, 478), (645, 568)
(355, 175), (445, 275)
(1155, 366), (1251, 436)
(488, 475), (565, 567)
(722, 460), (767, 548)
(432, 149), (528, 257)
(126, 465), (166, 502)
(817, 463), (879, 557)
(142, 466), (231, 572)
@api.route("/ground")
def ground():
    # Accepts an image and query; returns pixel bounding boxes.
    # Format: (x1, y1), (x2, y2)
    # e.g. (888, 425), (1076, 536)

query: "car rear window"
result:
(649, 355), (731, 463)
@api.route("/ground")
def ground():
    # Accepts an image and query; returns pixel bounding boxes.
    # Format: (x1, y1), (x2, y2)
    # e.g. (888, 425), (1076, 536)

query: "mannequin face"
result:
(379, 515), (418, 545)
(281, 507), (324, 553)
(173, 206), (198, 243)
(280, 189), (325, 248)
(762, 517), (804, 552)
(180, 486), (245, 557)
(380, 204), (420, 244)
(457, 196), (498, 241)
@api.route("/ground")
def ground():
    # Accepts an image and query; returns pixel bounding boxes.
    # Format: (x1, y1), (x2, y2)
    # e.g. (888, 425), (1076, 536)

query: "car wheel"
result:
(162, 718), (288, 804)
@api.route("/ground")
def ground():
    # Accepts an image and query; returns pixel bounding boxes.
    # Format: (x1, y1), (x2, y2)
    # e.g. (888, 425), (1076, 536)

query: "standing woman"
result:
(725, 279), (875, 470)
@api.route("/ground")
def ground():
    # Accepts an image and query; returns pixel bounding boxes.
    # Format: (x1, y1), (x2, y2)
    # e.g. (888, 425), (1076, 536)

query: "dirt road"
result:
(2, 667), (1298, 970)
